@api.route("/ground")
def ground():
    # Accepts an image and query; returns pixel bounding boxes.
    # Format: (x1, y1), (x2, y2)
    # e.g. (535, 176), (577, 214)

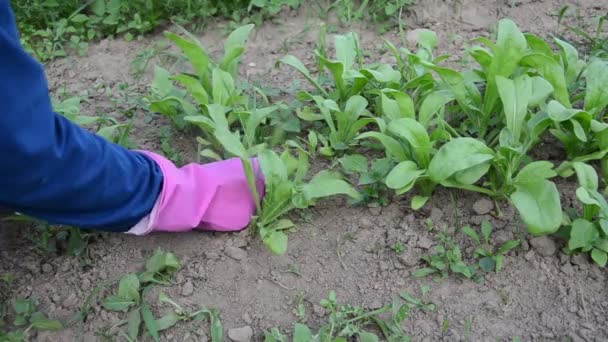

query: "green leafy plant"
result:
(265, 291), (412, 342)
(557, 162), (608, 266)
(102, 249), (181, 341)
(211, 114), (360, 255)
(147, 24), (254, 128)
(462, 220), (520, 272)
(413, 233), (480, 281)
(0, 298), (63, 341)
(338, 154), (394, 205)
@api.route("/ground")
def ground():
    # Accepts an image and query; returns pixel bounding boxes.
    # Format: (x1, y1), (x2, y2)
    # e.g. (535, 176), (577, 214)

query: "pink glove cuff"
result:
(127, 151), (264, 235)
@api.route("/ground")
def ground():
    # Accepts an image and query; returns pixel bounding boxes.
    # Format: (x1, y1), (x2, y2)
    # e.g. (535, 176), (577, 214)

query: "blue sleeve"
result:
(0, 1), (163, 232)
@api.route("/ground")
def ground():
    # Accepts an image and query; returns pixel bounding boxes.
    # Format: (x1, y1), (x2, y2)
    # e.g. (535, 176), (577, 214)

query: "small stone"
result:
(231, 236), (248, 248)
(228, 326), (253, 342)
(529, 236), (557, 257)
(204, 251), (220, 260)
(430, 207), (443, 223)
(561, 263), (575, 277)
(416, 236), (434, 250)
(225, 247), (247, 261)
(472, 198), (494, 215)
(62, 293), (78, 308)
(359, 217), (373, 228)
(493, 231), (514, 246)
(571, 254), (589, 266)
(41, 263), (53, 273)
(369, 206), (382, 216)
(313, 304), (326, 317)
(524, 250), (535, 261)
(243, 312), (252, 325)
(181, 281), (194, 297)
(520, 239), (530, 251)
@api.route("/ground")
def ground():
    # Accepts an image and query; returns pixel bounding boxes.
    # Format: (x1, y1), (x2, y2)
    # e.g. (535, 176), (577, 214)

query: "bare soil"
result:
(1, 0), (608, 341)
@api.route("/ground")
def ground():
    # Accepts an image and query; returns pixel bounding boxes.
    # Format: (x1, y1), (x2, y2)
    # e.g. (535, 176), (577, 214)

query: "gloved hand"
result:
(128, 151), (265, 235)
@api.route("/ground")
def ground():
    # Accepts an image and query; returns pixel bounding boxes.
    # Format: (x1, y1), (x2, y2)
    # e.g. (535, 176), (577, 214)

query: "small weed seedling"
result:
(265, 291), (412, 341)
(339, 154), (394, 205)
(413, 233), (480, 281)
(462, 220), (520, 273)
(0, 298), (63, 341)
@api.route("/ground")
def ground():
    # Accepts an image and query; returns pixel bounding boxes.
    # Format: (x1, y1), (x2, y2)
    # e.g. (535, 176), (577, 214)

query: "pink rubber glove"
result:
(128, 151), (264, 235)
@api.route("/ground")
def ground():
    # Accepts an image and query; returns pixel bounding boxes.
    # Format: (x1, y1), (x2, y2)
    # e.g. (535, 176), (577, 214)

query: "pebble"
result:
(430, 207), (444, 223)
(228, 326), (253, 342)
(62, 293), (78, 308)
(225, 247), (247, 261)
(571, 254), (589, 266)
(472, 198), (494, 215)
(561, 263), (575, 277)
(313, 304), (326, 317)
(529, 236), (557, 256)
(181, 281), (194, 297)
(416, 236), (434, 250)
(41, 263), (53, 274)
(359, 217), (373, 228)
(524, 250), (535, 261)
(369, 206), (382, 216)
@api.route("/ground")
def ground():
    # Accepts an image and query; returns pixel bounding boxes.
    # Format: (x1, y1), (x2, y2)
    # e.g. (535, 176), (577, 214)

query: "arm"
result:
(0, 1), (162, 231)
(0, 1), (264, 234)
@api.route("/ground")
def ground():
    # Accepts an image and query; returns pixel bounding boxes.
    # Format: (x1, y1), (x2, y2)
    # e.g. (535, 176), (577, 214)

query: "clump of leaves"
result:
(0, 298), (63, 341)
(339, 154), (394, 205)
(102, 249), (183, 341)
(413, 233), (480, 281)
(265, 291), (412, 342)
(212, 115), (360, 255)
(462, 220), (520, 272)
(557, 162), (608, 266)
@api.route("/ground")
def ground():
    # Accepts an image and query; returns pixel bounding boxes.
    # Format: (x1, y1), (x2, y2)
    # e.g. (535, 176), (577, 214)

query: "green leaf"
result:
(12, 299), (34, 315)
(212, 68), (235, 106)
(103, 295), (135, 312)
(355, 132), (408, 162)
(259, 149), (288, 180)
(388, 118), (431, 167)
(412, 268), (436, 277)
(293, 323), (313, 342)
(495, 255), (505, 272)
(573, 162), (598, 191)
(145, 250), (180, 275)
(29, 312), (63, 331)
(547, 100), (576, 122)
(554, 37), (581, 85)
(222, 24), (254, 70)
(419, 90), (454, 127)
(277, 56), (326, 96)
(263, 231), (288, 255)
(483, 19), (528, 118)
(155, 313), (179, 332)
(302, 171), (360, 201)
(411, 196), (429, 210)
(569, 219), (599, 251)
(478, 257), (496, 272)
(385, 161), (425, 194)
(514, 161), (557, 184)
(171, 74), (209, 105)
(511, 180), (562, 235)
(127, 308), (141, 340)
(359, 331), (379, 342)
(528, 76), (554, 108)
(591, 248), (608, 267)
(118, 273), (141, 303)
(520, 53), (571, 108)
(428, 138), (494, 185)
(498, 240), (520, 254)
(339, 154), (368, 174)
(462, 226), (481, 245)
(208, 309), (223, 342)
(584, 59), (608, 116)
(481, 220), (492, 244)
(141, 300), (160, 342)
(496, 75), (531, 142)
(334, 32), (358, 70)
(165, 31), (210, 80)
